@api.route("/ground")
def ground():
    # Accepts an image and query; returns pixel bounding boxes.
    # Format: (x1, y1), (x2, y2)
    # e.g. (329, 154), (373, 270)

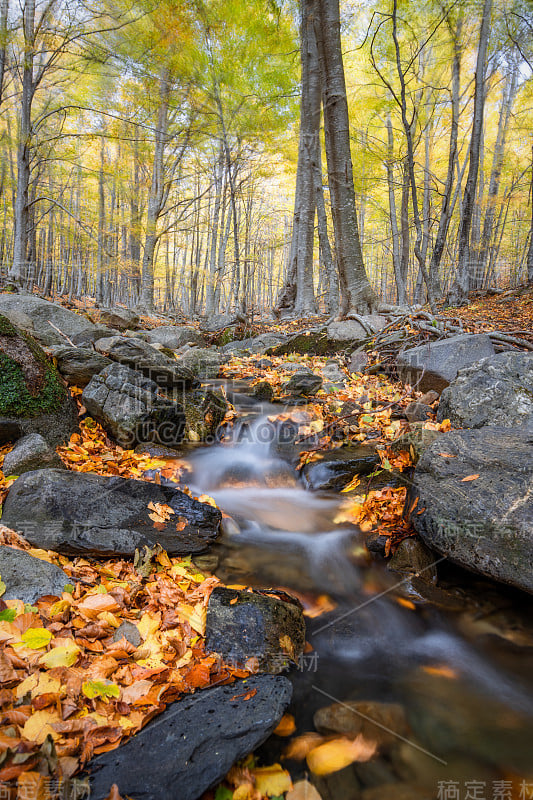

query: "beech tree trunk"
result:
(450, 0), (493, 304)
(140, 67), (170, 311)
(314, 0), (375, 314)
(10, 0), (35, 285)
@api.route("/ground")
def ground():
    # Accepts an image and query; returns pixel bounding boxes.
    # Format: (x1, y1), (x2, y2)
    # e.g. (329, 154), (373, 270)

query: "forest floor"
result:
(0, 286), (531, 799)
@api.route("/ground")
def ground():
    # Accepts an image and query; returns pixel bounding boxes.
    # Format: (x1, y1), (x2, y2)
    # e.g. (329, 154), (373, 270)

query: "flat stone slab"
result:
(88, 675), (292, 800)
(397, 333), (495, 393)
(411, 427), (533, 593)
(0, 545), (70, 604)
(1, 469), (221, 557)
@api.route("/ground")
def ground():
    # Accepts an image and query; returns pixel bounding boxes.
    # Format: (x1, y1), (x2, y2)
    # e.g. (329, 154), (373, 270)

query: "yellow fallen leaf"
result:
(178, 603), (206, 635)
(253, 763), (292, 796)
(341, 476), (361, 493)
(137, 613), (160, 641)
(19, 628), (52, 650)
(461, 474), (480, 482)
(22, 709), (61, 743)
(306, 735), (377, 775)
(39, 643), (80, 668)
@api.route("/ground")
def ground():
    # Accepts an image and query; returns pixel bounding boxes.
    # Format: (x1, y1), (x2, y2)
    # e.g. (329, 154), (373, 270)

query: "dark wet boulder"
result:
(437, 351), (533, 430)
(1, 468), (221, 557)
(411, 427), (533, 593)
(396, 333), (495, 394)
(283, 371), (323, 397)
(205, 586), (305, 674)
(88, 675), (292, 800)
(0, 294), (97, 347)
(387, 538), (438, 584)
(141, 324), (204, 349)
(0, 545), (70, 604)
(49, 345), (111, 387)
(92, 307), (139, 331)
(0, 313), (78, 447)
(83, 362), (186, 448)
(302, 446), (380, 492)
(2, 433), (64, 476)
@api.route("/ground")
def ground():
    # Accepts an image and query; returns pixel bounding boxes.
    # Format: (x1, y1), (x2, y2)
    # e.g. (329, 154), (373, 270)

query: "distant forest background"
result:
(1, 0), (532, 315)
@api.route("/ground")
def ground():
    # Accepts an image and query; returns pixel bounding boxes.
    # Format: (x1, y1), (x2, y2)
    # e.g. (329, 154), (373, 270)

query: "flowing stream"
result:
(184, 400), (533, 794)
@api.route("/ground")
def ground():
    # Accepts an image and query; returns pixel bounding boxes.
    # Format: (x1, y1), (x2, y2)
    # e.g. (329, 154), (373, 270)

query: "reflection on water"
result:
(187, 413), (533, 789)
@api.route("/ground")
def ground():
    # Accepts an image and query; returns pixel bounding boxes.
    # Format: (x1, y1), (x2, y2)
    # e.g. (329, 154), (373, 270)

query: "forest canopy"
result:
(0, 0), (531, 315)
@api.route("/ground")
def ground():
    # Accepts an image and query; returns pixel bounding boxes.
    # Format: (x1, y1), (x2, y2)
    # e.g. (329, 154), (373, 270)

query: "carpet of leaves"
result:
(442, 286), (533, 343)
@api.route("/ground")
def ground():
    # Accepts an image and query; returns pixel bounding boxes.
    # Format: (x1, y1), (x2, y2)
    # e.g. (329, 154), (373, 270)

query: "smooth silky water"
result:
(180, 409), (533, 792)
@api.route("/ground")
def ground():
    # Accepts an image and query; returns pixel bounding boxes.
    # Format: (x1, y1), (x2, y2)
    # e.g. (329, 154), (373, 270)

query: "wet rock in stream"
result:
(205, 586), (305, 673)
(88, 675), (292, 800)
(1, 468), (221, 557)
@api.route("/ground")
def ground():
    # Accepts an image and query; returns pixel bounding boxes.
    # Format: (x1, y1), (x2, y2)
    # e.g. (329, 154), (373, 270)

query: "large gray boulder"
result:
(93, 307), (139, 331)
(0, 294), (97, 346)
(141, 325), (204, 349)
(437, 351), (533, 429)
(88, 675), (292, 800)
(82, 362), (186, 448)
(50, 345), (111, 387)
(94, 335), (196, 390)
(2, 468), (221, 557)
(327, 316), (387, 341)
(0, 312), (78, 447)
(206, 586), (305, 674)
(2, 433), (64, 476)
(397, 333), (495, 393)
(0, 545), (70, 604)
(222, 332), (287, 355)
(411, 427), (533, 593)
(177, 346), (226, 379)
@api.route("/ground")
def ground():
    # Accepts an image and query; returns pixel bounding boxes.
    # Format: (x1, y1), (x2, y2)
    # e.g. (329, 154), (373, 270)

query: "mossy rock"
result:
(0, 313), (78, 447)
(183, 388), (228, 442)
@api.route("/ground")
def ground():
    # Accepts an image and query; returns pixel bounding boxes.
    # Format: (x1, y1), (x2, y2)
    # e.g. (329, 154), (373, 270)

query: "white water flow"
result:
(186, 411), (533, 777)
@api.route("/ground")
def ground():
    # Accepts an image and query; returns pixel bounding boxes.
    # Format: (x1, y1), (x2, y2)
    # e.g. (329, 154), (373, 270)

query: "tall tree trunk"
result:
(478, 63), (517, 281)
(428, 13), (463, 297)
(205, 144), (224, 316)
(294, 0), (319, 314)
(450, 0), (493, 304)
(314, 140), (338, 312)
(385, 117), (404, 304)
(140, 67), (170, 311)
(314, 0), (375, 314)
(391, 0), (436, 311)
(0, 0), (8, 108)
(527, 143), (533, 286)
(10, 0), (35, 285)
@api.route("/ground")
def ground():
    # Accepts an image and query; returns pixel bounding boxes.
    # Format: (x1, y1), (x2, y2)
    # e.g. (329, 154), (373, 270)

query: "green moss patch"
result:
(0, 314), (68, 418)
